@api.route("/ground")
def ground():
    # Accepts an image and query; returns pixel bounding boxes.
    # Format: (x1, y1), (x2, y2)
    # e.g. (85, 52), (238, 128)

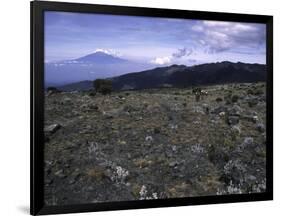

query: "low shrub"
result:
(231, 95), (239, 103)
(93, 79), (112, 95)
(216, 97), (223, 102)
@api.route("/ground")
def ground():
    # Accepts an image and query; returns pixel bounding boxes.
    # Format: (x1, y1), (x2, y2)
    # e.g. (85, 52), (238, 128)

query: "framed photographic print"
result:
(30, 1), (273, 215)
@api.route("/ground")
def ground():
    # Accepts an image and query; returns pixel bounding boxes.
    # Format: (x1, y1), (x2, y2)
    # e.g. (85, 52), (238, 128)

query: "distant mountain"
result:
(57, 61), (266, 92)
(45, 51), (152, 87)
(74, 51), (128, 64)
(111, 61), (266, 90)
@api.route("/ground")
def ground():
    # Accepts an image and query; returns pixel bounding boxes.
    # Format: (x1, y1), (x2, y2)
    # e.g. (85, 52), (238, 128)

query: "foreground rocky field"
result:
(44, 82), (266, 205)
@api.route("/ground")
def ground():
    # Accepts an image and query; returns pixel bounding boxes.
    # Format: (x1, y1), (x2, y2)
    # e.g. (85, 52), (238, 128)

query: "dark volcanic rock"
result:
(227, 116), (240, 125)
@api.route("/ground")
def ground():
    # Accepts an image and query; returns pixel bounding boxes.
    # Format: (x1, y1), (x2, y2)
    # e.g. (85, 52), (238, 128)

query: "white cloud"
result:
(191, 21), (266, 54)
(150, 47), (193, 65)
(94, 48), (122, 57)
(203, 21), (233, 27)
(150, 56), (172, 65)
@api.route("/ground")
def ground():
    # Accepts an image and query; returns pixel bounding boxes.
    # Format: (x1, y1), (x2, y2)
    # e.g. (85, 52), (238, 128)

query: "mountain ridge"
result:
(57, 61), (266, 91)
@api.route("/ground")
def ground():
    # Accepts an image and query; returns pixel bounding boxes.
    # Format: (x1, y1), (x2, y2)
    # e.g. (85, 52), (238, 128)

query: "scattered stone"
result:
(169, 161), (179, 167)
(222, 160), (246, 184)
(252, 116), (259, 123)
(89, 104), (99, 110)
(256, 123), (266, 133)
(153, 128), (161, 134)
(169, 124), (178, 130)
(241, 114), (258, 123)
(44, 124), (61, 134)
(80, 104), (89, 110)
(102, 112), (112, 119)
(248, 100), (258, 107)
(231, 125), (241, 136)
(219, 112), (225, 117)
(46, 87), (61, 96)
(145, 136), (153, 142)
(212, 105), (227, 115)
(193, 106), (205, 114)
(202, 104), (209, 114)
(228, 105), (242, 116)
(61, 97), (71, 105)
(245, 137), (254, 145)
(119, 140), (127, 145)
(54, 169), (66, 178)
(242, 137), (254, 147)
(45, 178), (53, 185)
(136, 116), (143, 121)
(69, 173), (80, 185)
(227, 116), (240, 125)
(123, 104), (137, 113)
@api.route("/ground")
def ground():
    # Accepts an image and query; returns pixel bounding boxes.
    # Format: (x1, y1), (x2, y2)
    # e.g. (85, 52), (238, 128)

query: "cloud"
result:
(191, 21), (266, 54)
(94, 48), (122, 57)
(150, 56), (172, 65)
(151, 47), (193, 65)
(172, 47), (193, 58)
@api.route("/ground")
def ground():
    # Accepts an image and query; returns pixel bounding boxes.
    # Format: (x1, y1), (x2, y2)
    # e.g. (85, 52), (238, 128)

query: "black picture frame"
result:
(30, 1), (273, 215)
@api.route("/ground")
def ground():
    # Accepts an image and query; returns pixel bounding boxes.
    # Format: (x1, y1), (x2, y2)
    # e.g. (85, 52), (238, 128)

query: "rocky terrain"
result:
(44, 82), (266, 206)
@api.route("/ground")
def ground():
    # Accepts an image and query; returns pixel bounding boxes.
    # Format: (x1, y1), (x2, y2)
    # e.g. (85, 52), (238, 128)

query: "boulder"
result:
(227, 116), (240, 125)
(228, 105), (242, 116)
(211, 106), (227, 115)
(243, 137), (254, 146)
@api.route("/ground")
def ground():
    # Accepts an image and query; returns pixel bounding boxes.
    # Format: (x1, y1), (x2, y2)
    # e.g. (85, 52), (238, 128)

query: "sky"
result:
(44, 11), (266, 65)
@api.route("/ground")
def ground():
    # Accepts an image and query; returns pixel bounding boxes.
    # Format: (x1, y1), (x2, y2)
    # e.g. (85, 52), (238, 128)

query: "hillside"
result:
(111, 61), (266, 90)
